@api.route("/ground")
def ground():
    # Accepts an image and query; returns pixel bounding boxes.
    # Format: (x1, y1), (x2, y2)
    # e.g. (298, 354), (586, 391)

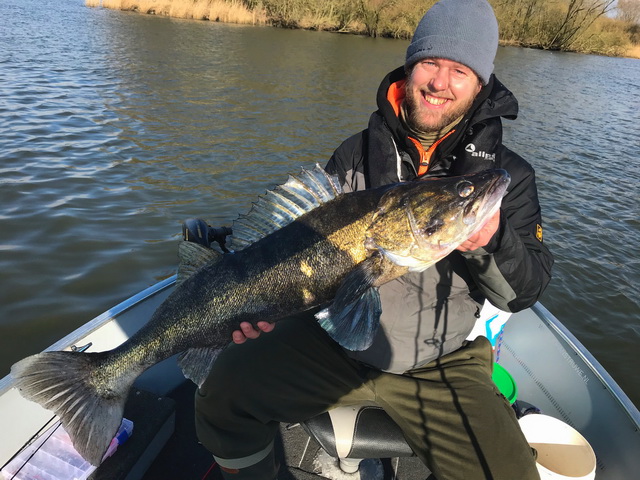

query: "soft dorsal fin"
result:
(177, 346), (224, 387)
(177, 241), (221, 285)
(229, 164), (342, 251)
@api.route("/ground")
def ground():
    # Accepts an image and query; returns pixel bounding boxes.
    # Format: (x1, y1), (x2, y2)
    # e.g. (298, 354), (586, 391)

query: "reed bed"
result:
(86, 0), (640, 58)
(87, 0), (267, 24)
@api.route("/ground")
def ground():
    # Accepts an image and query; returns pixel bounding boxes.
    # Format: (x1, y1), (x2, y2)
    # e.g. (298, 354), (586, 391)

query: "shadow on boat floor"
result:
(94, 380), (431, 479)
(138, 381), (330, 480)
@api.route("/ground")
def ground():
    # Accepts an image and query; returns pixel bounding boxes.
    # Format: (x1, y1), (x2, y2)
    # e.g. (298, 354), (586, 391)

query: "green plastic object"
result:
(492, 363), (518, 404)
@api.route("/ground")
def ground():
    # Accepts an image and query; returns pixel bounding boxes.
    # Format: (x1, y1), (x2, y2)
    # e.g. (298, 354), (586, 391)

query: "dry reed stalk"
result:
(85, 0), (102, 7)
(297, 11), (339, 31)
(168, 0), (191, 19)
(101, 0), (123, 9)
(208, 0), (266, 24)
(626, 44), (640, 59)
(190, 0), (211, 20)
(139, 0), (172, 15)
(119, 0), (138, 11)
(159, 0), (211, 20)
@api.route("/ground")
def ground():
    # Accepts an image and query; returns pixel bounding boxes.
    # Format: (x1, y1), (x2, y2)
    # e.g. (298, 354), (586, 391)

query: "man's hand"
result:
(457, 210), (500, 252)
(232, 321), (276, 344)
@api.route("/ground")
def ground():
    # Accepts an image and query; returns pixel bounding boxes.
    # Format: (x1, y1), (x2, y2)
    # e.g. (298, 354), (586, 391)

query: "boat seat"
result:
(300, 403), (415, 473)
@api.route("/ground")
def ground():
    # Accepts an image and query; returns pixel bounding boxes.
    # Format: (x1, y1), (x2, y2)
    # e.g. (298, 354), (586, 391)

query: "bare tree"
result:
(493, 0), (546, 43)
(545, 0), (616, 50)
(357, 0), (396, 37)
(616, 0), (640, 25)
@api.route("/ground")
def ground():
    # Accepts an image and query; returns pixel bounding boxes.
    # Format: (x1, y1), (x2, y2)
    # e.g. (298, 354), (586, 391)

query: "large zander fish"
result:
(11, 165), (510, 465)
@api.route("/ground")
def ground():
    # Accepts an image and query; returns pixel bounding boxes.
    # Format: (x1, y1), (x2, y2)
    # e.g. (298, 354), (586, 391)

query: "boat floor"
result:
(130, 381), (432, 480)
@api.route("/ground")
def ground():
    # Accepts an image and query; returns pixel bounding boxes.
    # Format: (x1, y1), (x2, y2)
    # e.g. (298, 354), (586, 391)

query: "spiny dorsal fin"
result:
(177, 241), (222, 284)
(229, 164), (342, 251)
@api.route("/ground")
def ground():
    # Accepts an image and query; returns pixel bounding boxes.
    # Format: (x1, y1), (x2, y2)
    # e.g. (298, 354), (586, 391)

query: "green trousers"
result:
(195, 314), (539, 480)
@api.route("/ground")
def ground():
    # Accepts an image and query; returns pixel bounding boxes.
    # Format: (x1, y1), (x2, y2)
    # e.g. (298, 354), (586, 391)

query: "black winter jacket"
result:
(325, 67), (553, 372)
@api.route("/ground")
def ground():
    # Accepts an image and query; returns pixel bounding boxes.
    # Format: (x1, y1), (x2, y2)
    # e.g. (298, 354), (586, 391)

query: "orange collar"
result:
(387, 79), (406, 117)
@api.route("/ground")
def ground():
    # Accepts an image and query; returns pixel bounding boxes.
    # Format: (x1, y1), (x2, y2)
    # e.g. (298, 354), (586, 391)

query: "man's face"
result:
(404, 58), (483, 133)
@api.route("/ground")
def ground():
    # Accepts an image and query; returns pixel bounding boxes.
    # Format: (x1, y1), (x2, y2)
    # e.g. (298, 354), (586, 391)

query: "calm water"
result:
(1, 0), (638, 407)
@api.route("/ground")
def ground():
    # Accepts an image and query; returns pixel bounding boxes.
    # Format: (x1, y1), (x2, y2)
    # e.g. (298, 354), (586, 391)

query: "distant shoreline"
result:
(87, 0), (640, 60)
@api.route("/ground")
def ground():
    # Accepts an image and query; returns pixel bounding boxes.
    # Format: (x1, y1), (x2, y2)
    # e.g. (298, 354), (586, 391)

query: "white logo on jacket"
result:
(465, 143), (496, 161)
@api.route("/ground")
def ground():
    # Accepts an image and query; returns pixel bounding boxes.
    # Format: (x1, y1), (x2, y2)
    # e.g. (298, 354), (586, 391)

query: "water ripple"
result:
(0, 0), (639, 406)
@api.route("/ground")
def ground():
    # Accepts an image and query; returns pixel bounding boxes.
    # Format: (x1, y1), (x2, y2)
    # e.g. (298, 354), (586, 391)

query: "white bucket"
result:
(518, 414), (596, 479)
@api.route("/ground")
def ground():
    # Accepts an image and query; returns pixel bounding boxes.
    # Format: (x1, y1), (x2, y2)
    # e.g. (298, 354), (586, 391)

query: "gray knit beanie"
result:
(405, 0), (499, 85)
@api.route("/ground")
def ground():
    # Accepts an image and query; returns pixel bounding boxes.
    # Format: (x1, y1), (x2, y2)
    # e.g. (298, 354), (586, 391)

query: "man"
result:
(193, 0), (553, 478)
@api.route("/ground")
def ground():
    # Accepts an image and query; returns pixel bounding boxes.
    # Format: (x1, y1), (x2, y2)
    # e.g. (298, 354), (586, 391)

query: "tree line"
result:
(91, 0), (640, 58)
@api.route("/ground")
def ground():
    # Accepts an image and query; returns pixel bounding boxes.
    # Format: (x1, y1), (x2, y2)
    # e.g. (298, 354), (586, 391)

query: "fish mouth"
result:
(483, 169), (510, 198)
(463, 169), (510, 226)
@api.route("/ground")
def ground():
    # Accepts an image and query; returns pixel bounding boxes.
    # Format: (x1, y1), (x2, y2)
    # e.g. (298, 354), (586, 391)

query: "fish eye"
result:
(457, 182), (474, 198)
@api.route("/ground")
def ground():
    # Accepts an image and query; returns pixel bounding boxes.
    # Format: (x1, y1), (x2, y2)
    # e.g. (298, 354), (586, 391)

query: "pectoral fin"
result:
(316, 287), (381, 351)
(316, 254), (403, 351)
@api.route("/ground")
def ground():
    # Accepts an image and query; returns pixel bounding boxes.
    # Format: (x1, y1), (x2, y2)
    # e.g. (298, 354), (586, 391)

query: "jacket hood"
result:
(471, 75), (519, 124)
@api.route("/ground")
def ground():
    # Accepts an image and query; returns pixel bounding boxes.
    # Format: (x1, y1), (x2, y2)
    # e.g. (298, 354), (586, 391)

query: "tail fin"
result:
(11, 350), (134, 466)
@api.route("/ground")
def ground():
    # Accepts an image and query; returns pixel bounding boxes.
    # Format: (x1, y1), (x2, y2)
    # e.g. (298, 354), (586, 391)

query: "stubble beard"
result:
(404, 82), (477, 134)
